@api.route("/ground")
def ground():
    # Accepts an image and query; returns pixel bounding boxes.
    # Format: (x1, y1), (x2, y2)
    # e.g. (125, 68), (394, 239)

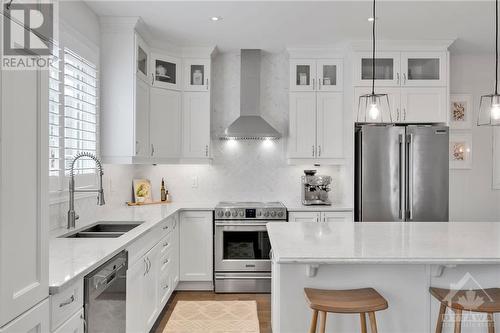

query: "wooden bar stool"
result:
(430, 287), (500, 333)
(304, 287), (388, 333)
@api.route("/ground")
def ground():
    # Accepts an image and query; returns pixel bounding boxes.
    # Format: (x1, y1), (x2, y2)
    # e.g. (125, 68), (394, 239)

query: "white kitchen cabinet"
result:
(135, 32), (150, 83)
(288, 211), (353, 223)
(135, 77), (150, 157)
(0, 300), (49, 333)
(151, 53), (181, 90)
(288, 211), (321, 223)
(353, 51), (447, 88)
(0, 67), (48, 325)
(182, 92), (211, 159)
(288, 92), (344, 161)
(180, 211), (213, 282)
(317, 92), (343, 158)
(316, 59), (343, 92)
(126, 245), (160, 333)
(401, 87), (447, 123)
(183, 59), (210, 91)
(288, 92), (317, 158)
(401, 52), (447, 87)
(353, 86), (447, 123)
(353, 52), (401, 87)
(322, 211), (353, 222)
(149, 87), (182, 159)
(53, 309), (84, 333)
(290, 59), (342, 92)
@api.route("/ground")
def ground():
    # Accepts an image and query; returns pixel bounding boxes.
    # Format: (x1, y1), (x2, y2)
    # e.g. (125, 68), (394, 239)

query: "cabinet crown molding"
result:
(100, 16), (140, 33)
(349, 39), (456, 52)
(287, 47), (347, 59)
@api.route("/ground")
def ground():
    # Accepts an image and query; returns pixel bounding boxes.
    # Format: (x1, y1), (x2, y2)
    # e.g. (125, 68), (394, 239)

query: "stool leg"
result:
(453, 309), (462, 333)
(368, 312), (378, 333)
(435, 304), (446, 333)
(319, 311), (327, 333)
(487, 313), (495, 333)
(360, 313), (367, 333)
(308, 310), (318, 333)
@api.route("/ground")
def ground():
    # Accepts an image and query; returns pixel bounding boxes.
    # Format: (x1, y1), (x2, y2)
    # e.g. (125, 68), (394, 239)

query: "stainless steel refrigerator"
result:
(355, 124), (449, 222)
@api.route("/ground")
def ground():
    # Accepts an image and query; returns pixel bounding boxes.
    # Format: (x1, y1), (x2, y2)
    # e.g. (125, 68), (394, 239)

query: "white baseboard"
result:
(176, 281), (214, 291)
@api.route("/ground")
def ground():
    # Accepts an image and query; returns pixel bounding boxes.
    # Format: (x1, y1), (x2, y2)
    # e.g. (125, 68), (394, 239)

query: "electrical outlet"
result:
(191, 176), (198, 188)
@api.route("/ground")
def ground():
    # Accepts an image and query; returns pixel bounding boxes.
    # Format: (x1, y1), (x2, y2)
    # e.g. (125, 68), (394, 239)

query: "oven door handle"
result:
(215, 222), (269, 227)
(215, 275), (271, 280)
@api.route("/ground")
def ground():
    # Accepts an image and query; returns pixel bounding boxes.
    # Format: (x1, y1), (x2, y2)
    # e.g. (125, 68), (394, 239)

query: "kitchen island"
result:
(267, 222), (500, 333)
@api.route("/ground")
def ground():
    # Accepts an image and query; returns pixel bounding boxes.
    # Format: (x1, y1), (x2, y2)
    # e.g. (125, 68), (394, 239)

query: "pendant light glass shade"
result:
(478, 94), (500, 125)
(357, 0), (392, 123)
(478, 0), (500, 126)
(357, 93), (392, 122)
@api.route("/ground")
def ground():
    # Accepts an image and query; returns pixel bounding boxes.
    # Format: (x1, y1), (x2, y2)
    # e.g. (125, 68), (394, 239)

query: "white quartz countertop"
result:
(49, 202), (216, 294)
(267, 222), (500, 264)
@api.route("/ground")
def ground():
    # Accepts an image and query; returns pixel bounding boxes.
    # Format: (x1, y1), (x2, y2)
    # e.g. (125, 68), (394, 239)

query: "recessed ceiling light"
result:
(210, 16), (222, 21)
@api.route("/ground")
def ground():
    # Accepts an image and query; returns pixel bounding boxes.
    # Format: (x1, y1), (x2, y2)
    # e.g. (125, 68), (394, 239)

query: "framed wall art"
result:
(450, 94), (473, 129)
(449, 132), (473, 169)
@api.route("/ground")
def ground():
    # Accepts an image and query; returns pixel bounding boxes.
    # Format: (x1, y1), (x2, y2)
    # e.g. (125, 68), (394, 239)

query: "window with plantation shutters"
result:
(49, 46), (99, 191)
(63, 48), (98, 176)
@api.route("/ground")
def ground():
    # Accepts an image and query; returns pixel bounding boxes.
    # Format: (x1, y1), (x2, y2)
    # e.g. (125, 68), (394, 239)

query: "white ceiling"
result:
(84, 1), (495, 54)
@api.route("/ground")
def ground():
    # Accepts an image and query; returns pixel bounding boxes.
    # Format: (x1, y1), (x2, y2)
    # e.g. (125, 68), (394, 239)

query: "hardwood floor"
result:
(152, 291), (272, 333)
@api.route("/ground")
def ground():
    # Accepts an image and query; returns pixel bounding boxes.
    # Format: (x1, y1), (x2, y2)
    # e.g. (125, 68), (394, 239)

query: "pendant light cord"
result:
(371, 0), (376, 95)
(496, 0), (498, 95)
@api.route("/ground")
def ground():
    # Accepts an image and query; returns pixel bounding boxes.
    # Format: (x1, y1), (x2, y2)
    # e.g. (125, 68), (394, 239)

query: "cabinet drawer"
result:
(156, 216), (174, 236)
(158, 269), (172, 307)
(53, 309), (84, 333)
(50, 279), (83, 331)
(159, 245), (173, 274)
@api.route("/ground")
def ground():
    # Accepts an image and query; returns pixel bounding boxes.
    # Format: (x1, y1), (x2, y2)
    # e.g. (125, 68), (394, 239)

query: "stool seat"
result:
(430, 287), (500, 313)
(304, 287), (388, 314)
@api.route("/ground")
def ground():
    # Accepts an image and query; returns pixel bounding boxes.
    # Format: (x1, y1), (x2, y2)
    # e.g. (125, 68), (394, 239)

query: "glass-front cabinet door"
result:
(151, 53), (181, 90)
(183, 59), (210, 91)
(135, 33), (149, 83)
(354, 52), (401, 87)
(401, 52), (447, 87)
(290, 60), (316, 91)
(316, 60), (343, 92)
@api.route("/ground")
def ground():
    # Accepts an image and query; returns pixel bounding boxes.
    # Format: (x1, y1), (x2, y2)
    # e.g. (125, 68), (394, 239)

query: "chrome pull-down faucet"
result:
(67, 152), (105, 229)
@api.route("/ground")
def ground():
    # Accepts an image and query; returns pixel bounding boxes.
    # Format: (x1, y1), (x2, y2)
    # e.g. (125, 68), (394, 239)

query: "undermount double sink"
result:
(60, 221), (144, 239)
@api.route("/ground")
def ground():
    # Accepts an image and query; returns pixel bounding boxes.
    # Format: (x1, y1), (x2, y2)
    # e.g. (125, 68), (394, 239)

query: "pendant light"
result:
(357, 0), (392, 123)
(478, 0), (500, 126)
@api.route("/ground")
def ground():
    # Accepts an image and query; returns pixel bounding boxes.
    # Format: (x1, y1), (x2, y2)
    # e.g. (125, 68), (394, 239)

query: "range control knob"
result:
(225, 211), (230, 217)
(257, 211), (262, 217)
(271, 211), (276, 217)
(217, 211), (224, 217)
(264, 211), (270, 217)
(232, 211), (237, 217)
(278, 211), (284, 217)
(239, 211), (244, 217)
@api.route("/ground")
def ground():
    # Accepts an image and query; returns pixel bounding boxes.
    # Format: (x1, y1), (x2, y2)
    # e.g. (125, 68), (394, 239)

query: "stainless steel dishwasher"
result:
(84, 251), (127, 333)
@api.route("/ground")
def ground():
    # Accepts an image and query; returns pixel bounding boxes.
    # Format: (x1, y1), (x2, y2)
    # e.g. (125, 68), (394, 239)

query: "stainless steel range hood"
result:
(220, 49), (281, 140)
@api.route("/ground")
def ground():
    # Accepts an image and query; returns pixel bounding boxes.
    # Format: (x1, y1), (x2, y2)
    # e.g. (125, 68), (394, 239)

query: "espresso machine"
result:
(301, 170), (332, 205)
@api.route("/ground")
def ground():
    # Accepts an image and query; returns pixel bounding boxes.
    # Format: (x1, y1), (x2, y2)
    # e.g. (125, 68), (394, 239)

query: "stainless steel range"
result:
(214, 202), (287, 293)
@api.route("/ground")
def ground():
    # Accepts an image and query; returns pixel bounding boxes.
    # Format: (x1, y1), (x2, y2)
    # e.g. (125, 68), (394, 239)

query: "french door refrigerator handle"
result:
(398, 133), (403, 220)
(406, 133), (414, 221)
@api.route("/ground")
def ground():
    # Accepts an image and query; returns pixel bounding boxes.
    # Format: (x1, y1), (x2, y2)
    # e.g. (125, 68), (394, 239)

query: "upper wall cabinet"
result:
(151, 53), (181, 90)
(183, 59), (210, 91)
(353, 51), (447, 87)
(290, 59), (343, 92)
(135, 33), (150, 83)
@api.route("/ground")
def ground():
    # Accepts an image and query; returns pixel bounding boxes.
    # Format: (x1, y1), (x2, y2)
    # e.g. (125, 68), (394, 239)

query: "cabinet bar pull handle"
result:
(312, 145), (315, 157)
(135, 140), (139, 155)
(318, 78), (322, 90)
(205, 145), (209, 157)
(397, 73), (400, 85)
(151, 73), (154, 85)
(163, 242), (169, 247)
(143, 258), (148, 275)
(312, 78), (315, 90)
(403, 108), (407, 120)
(164, 259), (169, 265)
(151, 144), (154, 156)
(163, 284), (169, 290)
(403, 73), (407, 85)
(163, 225), (169, 230)
(318, 145), (321, 157)
(206, 79), (209, 90)
(59, 295), (75, 307)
